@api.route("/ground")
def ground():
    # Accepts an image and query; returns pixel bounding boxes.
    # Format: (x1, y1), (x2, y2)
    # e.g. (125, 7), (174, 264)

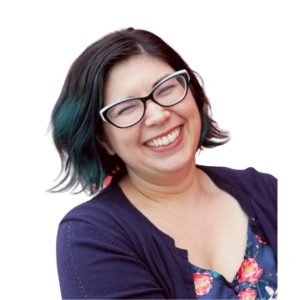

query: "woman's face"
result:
(102, 55), (201, 182)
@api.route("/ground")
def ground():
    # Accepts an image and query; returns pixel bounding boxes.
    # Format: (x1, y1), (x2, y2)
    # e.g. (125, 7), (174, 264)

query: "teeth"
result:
(147, 128), (180, 147)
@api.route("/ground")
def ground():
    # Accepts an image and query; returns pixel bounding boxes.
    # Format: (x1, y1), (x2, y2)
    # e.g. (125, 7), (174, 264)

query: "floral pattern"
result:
(192, 219), (277, 299)
(238, 287), (257, 300)
(237, 257), (263, 284)
(255, 234), (267, 245)
(193, 272), (213, 296)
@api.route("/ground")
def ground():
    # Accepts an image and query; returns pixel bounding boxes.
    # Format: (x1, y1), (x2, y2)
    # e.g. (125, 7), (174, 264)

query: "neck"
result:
(119, 164), (212, 210)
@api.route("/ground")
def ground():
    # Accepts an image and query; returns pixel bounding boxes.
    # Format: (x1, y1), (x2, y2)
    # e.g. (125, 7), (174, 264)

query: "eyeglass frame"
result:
(99, 69), (190, 128)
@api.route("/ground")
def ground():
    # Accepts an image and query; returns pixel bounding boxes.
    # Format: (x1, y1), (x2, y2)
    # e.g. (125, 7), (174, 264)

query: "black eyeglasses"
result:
(99, 69), (190, 128)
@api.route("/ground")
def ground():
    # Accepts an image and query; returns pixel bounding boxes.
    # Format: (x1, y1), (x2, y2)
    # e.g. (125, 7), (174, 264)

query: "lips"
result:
(145, 127), (181, 148)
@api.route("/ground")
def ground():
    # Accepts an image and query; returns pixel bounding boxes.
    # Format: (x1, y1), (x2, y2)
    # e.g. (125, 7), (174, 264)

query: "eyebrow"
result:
(151, 72), (172, 88)
(124, 72), (174, 99)
(107, 71), (175, 104)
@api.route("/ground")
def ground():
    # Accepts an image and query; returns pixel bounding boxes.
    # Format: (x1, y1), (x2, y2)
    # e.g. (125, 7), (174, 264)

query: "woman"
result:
(51, 28), (277, 299)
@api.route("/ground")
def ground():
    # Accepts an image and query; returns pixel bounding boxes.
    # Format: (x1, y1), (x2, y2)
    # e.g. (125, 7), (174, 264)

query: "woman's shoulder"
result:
(59, 181), (133, 229)
(198, 164), (277, 213)
(199, 165), (277, 190)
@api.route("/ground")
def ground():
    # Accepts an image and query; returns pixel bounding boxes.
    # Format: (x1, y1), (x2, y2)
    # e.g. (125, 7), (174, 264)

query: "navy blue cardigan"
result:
(56, 166), (277, 299)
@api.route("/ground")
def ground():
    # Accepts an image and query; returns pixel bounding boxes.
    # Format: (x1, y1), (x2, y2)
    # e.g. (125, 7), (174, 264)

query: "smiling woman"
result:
(50, 28), (229, 194)
(50, 28), (277, 299)
(100, 55), (202, 179)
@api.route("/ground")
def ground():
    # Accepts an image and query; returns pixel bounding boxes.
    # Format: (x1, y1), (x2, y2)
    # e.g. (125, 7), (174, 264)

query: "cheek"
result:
(103, 125), (139, 154)
(102, 125), (119, 153)
(181, 95), (201, 122)
(183, 96), (202, 135)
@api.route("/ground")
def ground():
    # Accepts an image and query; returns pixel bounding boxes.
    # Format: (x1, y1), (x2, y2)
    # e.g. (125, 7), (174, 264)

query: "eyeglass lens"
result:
(106, 73), (187, 128)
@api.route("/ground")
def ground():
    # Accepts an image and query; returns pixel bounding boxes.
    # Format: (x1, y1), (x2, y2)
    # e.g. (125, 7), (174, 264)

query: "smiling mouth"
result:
(145, 127), (181, 148)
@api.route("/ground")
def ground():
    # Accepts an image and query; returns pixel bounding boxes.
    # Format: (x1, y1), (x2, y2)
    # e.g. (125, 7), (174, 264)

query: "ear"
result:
(96, 136), (115, 155)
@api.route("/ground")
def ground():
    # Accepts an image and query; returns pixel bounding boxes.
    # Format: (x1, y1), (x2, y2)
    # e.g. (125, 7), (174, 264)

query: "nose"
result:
(143, 101), (171, 126)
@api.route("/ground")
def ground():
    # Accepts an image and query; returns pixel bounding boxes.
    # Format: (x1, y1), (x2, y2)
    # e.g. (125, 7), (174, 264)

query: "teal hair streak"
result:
(52, 71), (107, 193)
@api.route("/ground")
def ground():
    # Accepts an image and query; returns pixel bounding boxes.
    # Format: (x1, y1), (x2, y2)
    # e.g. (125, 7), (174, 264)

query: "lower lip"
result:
(145, 126), (183, 153)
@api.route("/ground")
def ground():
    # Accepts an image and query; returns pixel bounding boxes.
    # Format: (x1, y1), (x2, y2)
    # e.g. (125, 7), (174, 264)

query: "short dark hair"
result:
(50, 27), (229, 194)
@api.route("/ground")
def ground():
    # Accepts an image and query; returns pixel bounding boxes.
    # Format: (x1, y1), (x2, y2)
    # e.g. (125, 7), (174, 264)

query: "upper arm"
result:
(56, 220), (165, 299)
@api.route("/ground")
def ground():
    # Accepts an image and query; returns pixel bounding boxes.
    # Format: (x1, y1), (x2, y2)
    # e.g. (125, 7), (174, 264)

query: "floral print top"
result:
(192, 219), (277, 299)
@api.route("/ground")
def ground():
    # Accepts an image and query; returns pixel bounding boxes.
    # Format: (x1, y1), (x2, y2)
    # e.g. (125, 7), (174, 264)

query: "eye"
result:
(109, 99), (141, 117)
(117, 103), (139, 115)
(156, 81), (176, 97)
(157, 84), (174, 96)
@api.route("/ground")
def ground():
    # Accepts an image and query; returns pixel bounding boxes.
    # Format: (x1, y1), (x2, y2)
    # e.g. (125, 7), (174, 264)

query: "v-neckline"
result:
(191, 220), (251, 285)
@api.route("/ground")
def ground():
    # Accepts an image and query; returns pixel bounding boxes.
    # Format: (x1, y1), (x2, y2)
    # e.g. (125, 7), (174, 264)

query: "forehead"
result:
(104, 55), (175, 105)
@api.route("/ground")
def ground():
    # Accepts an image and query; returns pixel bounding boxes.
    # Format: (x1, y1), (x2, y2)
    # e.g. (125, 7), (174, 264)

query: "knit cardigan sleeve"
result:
(57, 218), (167, 299)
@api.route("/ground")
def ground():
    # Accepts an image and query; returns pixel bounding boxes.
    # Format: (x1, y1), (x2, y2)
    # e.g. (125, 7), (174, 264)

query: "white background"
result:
(0, 0), (298, 298)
